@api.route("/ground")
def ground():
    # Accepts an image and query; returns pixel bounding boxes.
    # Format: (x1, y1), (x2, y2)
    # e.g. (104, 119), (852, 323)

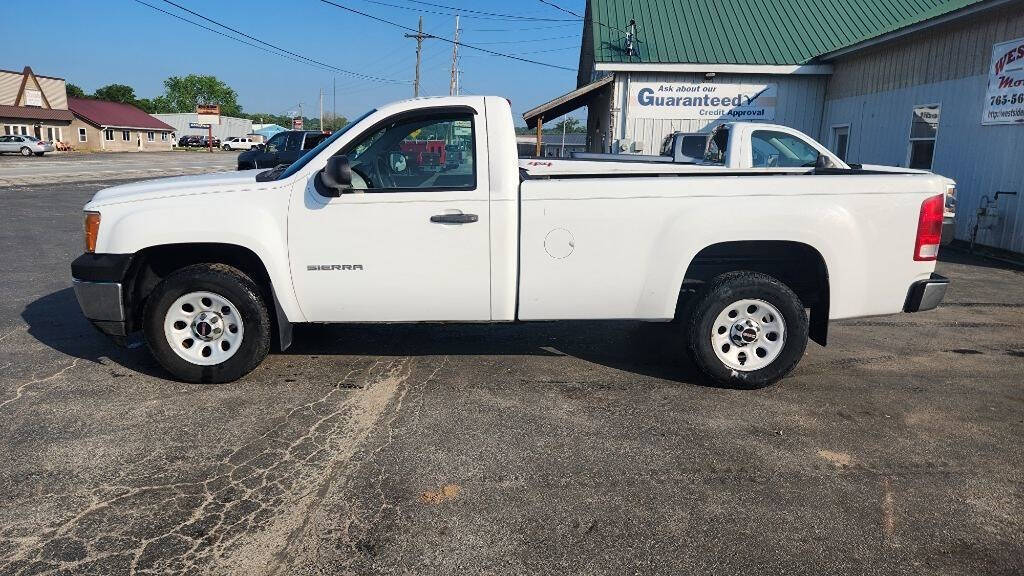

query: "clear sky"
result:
(1, 0), (586, 126)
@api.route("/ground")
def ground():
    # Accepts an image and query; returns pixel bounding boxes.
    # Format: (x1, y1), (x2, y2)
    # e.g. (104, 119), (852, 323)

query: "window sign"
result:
(909, 104), (940, 170)
(630, 82), (776, 120)
(982, 36), (1024, 125)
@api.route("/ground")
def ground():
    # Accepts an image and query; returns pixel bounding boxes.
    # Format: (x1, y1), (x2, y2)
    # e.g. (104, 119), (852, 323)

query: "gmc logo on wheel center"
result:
(307, 264), (364, 271)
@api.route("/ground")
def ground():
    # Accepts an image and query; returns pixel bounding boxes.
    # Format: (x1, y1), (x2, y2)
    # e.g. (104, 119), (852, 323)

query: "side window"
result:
(285, 132), (304, 151)
(343, 114), (475, 192)
(705, 128), (728, 164)
(750, 130), (819, 168)
(303, 133), (327, 150)
(266, 133), (286, 152)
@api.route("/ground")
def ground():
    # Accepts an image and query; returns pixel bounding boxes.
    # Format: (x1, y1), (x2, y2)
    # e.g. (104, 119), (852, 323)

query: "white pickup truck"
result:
(71, 96), (951, 387)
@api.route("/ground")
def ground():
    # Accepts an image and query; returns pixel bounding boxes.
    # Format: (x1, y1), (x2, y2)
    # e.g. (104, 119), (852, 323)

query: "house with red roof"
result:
(68, 97), (174, 152)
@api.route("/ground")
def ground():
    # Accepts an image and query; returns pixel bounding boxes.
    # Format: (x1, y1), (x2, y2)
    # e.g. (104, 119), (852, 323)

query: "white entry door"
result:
(287, 109), (490, 322)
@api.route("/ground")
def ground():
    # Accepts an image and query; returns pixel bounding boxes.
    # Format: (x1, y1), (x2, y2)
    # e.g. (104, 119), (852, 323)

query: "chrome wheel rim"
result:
(710, 299), (786, 371)
(163, 291), (244, 366)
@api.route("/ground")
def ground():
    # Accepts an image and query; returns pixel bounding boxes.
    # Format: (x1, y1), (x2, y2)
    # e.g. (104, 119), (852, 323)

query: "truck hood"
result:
(85, 170), (263, 208)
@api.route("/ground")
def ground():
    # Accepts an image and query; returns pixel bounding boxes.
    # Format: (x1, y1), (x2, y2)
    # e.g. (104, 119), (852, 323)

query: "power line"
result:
(464, 22), (581, 33)
(318, 0), (577, 72)
(537, 0), (582, 19)
(537, 0), (633, 36)
(472, 34), (577, 45)
(135, 0), (410, 85)
(155, 0), (407, 84)
(392, 0), (579, 21)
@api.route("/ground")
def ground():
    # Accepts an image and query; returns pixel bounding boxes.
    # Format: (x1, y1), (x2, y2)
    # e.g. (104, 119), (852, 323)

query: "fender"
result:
(638, 199), (860, 320)
(90, 187), (305, 327)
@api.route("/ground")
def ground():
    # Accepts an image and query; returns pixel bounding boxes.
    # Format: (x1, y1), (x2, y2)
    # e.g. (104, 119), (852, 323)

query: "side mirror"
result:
(815, 153), (837, 169)
(318, 155), (352, 197)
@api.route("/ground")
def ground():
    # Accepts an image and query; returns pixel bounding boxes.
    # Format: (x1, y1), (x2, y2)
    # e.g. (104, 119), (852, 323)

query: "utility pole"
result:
(319, 87), (324, 132)
(404, 16), (431, 98)
(449, 14), (460, 96)
(333, 76), (336, 128)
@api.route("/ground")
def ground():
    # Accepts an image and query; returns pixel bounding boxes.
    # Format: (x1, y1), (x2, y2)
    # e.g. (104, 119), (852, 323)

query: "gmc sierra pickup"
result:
(71, 96), (951, 387)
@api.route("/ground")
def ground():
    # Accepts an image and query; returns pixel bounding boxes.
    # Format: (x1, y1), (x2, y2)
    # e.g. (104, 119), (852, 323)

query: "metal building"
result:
(150, 113), (254, 142)
(820, 2), (1024, 253)
(525, 0), (1024, 254)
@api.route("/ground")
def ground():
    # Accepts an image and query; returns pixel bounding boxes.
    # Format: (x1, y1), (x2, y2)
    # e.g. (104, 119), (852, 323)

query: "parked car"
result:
(178, 135), (203, 148)
(236, 130), (329, 170)
(222, 137), (257, 151)
(199, 136), (221, 149)
(72, 96), (952, 386)
(0, 135), (54, 156)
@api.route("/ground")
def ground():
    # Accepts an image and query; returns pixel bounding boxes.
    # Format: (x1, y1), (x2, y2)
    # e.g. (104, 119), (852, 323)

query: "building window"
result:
(161, 132), (167, 141)
(908, 104), (940, 170)
(104, 129), (114, 141)
(147, 131), (155, 142)
(79, 128), (87, 142)
(830, 125), (850, 162)
(2, 126), (8, 135)
(122, 130), (131, 141)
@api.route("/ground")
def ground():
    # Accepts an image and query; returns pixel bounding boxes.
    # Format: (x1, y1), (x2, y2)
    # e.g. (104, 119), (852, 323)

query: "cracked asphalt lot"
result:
(1, 175), (1023, 575)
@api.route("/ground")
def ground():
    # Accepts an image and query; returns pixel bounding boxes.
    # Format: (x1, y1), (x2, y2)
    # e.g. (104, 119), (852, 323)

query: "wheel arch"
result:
(124, 242), (293, 350)
(679, 240), (831, 346)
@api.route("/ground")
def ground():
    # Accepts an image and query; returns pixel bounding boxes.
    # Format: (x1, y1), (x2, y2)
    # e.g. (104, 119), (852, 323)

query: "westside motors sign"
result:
(983, 36), (1024, 125)
(631, 82), (776, 120)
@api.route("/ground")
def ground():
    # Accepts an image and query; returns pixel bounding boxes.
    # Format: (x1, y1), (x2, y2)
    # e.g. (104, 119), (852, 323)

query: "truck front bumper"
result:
(904, 273), (949, 312)
(71, 253), (134, 338)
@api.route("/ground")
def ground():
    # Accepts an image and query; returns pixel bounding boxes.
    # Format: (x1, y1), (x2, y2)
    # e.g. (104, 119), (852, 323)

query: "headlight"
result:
(84, 211), (100, 253)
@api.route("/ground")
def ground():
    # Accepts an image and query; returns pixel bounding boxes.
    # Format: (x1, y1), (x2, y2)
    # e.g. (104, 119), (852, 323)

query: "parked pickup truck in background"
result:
(573, 131), (708, 164)
(71, 96), (952, 387)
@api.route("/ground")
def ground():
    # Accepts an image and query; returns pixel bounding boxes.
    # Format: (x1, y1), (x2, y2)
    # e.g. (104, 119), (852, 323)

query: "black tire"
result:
(20, 147), (31, 156)
(143, 263), (271, 383)
(686, 271), (808, 389)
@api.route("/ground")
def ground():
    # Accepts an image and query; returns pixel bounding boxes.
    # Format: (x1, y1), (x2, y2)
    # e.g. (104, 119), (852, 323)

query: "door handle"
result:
(430, 213), (478, 224)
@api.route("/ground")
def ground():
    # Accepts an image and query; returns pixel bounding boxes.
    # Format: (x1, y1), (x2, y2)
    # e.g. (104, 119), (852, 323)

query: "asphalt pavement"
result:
(0, 151), (237, 186)
(0, 164), (1022, 575)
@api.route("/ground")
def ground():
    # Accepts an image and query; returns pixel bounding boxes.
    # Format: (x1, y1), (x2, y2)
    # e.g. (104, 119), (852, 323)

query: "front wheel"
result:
(143, 264), (271, 383)
(686, 271), (808, 389)
(20, 147), (31, 156)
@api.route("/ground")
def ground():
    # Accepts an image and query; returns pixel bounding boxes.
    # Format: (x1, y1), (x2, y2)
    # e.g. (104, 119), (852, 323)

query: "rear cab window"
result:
(750, 130), (819, 168)
(705, 127), (729, 164)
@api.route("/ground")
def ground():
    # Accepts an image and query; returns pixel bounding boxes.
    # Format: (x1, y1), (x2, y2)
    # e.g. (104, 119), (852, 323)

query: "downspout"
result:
(619, 72), (630, 152)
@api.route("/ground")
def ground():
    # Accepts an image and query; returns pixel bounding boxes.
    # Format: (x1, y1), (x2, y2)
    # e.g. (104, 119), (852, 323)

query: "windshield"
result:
(275, 109), (376, 180)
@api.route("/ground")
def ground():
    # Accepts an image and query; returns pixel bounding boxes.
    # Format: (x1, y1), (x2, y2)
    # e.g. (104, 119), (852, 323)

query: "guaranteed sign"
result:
(983, 36), (1024, 125)
(631, 82), (776, 120)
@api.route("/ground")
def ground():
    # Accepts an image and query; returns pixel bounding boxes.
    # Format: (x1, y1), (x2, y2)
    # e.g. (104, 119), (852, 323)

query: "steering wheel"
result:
(374, 156), (396, 189)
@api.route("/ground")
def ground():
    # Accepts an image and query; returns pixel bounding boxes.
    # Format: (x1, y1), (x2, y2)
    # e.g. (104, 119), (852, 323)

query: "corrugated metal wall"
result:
(151, 114), (254, 141)
(613, 72), (829, 153)
(822, 6), (1024, 253)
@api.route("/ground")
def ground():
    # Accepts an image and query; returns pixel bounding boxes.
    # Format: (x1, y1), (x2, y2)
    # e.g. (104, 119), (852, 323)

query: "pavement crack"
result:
(0, 357), (79, 411)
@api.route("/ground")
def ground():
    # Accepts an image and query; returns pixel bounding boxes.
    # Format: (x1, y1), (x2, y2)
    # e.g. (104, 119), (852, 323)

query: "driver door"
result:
(287, 107), (491, 322)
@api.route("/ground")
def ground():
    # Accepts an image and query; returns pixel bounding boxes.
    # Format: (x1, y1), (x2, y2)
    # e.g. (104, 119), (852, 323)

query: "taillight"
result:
(914, 194), (944, 261)
(84, 212), (100, 253)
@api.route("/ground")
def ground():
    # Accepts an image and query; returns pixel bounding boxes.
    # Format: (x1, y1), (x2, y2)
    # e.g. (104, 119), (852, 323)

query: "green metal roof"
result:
(589, 0), (985, 65)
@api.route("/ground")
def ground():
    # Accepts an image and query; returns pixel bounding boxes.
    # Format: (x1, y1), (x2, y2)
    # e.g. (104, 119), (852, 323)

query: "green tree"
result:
(135, 96), (174, 114)
(162, 75), (242, 116)
(92, 83), (137, 104)
(65, 83), (87, 99)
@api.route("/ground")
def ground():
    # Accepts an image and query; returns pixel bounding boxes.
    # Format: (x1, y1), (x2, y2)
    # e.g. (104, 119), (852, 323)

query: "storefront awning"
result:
(522, 74), (614, 126)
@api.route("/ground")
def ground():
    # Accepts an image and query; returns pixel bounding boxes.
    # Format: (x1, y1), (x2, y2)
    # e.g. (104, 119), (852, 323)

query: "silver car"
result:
(0, 135), (55, 156)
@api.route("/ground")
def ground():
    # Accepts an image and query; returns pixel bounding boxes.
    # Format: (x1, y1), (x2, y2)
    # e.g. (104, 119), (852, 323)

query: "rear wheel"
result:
(686, 271), (808, 388)
(20, 147), (31, 156)
(143, 264), (270, 383)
